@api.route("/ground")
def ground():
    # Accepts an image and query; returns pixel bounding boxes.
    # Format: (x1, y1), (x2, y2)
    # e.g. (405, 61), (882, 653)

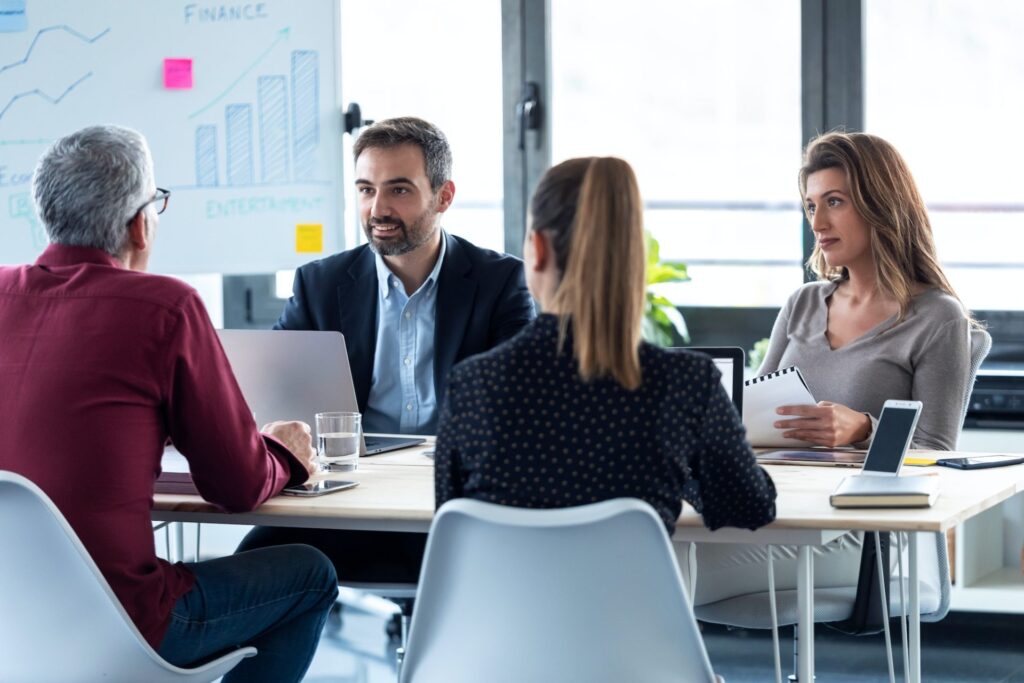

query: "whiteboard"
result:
(0, 0), (344, 273)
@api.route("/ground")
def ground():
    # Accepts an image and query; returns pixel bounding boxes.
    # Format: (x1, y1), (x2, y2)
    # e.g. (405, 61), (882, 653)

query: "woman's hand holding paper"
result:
(774, 401), (872, 447)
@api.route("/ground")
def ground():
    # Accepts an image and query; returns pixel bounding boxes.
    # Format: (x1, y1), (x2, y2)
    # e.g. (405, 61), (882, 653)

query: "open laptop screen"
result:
(216, 329), (425, 456)
(678, 347), (744, 417)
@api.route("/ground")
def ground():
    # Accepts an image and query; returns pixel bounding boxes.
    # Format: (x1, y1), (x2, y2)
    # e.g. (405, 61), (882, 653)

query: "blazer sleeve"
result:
(489, 260), (536, 344)
(684, 361), (777, 531)
(274, 266), (314, 330)
(433, 370), (467, 509)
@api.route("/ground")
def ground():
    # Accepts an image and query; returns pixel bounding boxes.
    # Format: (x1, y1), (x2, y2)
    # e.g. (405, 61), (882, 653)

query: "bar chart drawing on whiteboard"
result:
(192, 49), (321, 188)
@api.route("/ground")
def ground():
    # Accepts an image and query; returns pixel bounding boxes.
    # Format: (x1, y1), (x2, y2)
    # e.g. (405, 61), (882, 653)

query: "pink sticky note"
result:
(163, 58), (193, 89)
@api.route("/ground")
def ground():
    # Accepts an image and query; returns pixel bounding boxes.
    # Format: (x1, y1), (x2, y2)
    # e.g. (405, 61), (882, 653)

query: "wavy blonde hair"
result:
(530, 157), (646, 389)
(800, 131), (968, 322)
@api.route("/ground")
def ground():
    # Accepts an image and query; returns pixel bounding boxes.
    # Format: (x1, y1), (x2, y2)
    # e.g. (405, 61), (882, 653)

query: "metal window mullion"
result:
(801, 0), (864, 279)
(501, 0), (551, 258)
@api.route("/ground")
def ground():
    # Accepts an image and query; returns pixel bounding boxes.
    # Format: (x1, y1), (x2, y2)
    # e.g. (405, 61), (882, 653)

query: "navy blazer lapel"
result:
(339, 247), (378, 411)
(434, 233), (477, 397)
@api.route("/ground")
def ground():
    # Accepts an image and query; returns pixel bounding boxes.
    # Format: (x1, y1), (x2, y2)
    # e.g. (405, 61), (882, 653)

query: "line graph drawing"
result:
(188, 26), (290, 120)
(0, 24), (110, 76)
(0, 71), (92, 121)
(0, 138), (49, 146)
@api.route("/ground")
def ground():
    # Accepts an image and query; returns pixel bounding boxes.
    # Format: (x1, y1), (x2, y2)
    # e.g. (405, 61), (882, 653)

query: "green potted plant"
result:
(642, 231), (690, 347)
(748, 337), (770, 373)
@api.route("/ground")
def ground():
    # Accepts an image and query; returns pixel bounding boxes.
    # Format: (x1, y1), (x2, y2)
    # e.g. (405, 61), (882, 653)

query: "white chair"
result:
(399, 498), (721, 683)
(0, 470), (256, 683)
(339, 580), (417, 650)
(959, 328), (992, 438)
(693, 326), (992, 680)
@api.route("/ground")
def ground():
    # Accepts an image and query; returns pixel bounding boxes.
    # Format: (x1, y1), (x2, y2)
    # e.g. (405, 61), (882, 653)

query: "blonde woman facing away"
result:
(433, 156), (777, 547)
(692, 132), (973, 610)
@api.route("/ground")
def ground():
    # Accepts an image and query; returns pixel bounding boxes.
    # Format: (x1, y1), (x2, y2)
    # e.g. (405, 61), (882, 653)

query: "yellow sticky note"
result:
(295, 224), (323, 253)
(904, 456), (937, 467)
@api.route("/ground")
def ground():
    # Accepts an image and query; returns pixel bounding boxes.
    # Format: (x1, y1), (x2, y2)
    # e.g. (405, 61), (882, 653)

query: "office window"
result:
(339, 0), (504, 252)
(866, 0), (1024, 311)
(550, 0), (803, 307)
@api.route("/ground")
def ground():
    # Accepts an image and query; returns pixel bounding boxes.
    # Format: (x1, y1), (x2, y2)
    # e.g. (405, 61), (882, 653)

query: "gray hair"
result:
(353, 116), (452, 191)
(32, 125), (154, 257)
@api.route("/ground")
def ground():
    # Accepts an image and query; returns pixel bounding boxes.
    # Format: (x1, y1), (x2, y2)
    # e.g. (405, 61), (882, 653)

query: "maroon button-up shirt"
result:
(0, 245), (307, 648)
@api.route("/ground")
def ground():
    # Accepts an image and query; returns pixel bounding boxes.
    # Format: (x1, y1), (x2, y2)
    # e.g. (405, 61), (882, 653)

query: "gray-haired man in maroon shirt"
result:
(0, 125), (337, 683)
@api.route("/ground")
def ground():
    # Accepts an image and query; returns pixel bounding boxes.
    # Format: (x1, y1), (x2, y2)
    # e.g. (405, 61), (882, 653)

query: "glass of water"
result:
(315, 412), (361, 472)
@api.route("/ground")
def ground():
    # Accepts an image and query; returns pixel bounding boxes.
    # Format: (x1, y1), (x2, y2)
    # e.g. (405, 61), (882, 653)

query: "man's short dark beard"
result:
(363, 211), (438, 256)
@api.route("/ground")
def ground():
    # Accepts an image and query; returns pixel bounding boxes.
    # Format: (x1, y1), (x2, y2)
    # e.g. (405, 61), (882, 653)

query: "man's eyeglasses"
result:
(132, 187), (171, 219)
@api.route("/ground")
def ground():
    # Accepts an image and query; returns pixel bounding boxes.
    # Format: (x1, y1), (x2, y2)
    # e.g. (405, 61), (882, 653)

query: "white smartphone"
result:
(282, 480), (359, 496)
(860, 399), (923, 476)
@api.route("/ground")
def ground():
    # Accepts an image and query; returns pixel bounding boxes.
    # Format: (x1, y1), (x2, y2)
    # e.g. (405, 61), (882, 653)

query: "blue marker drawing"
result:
(9, 191), (47, 249)
(1, 24), (110, 73)
(195, 125), (219, 187)
(187, 34), (324, 188)
(0, 71), (92, 122)
(258, 76), (289, 184)
(0, 0), (27, 33)
(0, 138), (49, 146)
(225, 104), (254, 186)
(188, 26), (290, 120)
(290, 50), (319, 182)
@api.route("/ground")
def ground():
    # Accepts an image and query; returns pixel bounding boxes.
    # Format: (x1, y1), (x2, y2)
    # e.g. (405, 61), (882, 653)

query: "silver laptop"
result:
(217, 329), (424, 456)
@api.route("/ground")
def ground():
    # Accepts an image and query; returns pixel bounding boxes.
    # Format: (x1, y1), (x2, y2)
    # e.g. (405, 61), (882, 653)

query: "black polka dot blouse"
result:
(434, 314), (777, 534)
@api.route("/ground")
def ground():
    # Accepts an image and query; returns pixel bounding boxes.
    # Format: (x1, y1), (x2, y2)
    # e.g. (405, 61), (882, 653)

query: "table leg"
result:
(172, 521), (185, 563)
(909, 533), (920, 683)
(796, 545), (814, 682)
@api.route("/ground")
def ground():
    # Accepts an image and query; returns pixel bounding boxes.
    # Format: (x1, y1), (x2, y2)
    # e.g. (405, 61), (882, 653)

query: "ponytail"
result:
(535, 157), (645, 389)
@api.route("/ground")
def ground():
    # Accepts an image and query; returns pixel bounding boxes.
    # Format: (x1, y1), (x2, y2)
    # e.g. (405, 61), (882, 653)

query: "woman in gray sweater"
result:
(764, 131), (971, 450)
(693, 131), (974, 609)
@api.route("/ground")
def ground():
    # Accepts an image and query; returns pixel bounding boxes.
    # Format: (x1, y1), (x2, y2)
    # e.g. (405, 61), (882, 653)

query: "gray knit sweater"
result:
(759, 281), (970, 451)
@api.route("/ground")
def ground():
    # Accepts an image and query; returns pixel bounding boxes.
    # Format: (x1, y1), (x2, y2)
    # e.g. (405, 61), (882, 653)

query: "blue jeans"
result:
(158, 544), (338, 683)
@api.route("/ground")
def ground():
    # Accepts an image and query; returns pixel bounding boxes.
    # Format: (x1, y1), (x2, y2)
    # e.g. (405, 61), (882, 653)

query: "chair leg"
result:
(767, 545), (783, 683)
(172, 522), (185, 562)
(393, 598), (414, 678)
(391, 597), (414, 649)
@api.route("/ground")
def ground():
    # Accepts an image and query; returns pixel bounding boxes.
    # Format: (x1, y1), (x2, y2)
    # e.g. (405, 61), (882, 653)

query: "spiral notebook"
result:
(742, 366), (817, 447)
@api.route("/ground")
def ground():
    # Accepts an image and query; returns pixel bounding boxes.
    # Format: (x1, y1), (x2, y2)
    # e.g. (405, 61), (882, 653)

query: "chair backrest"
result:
(0, 471), (254, 683)
(959, 328), (992, 438)
(399, 498), (718, 683)
(894, 531), (949, 622)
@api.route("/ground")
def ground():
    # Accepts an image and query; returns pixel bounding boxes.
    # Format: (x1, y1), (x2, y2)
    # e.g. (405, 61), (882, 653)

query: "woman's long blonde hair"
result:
(800, 132), (968, 322)
(530, 157), (646, 389)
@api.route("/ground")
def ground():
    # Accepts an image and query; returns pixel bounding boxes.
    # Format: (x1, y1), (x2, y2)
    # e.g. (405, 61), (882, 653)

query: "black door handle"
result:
(516, 82), (542, 150)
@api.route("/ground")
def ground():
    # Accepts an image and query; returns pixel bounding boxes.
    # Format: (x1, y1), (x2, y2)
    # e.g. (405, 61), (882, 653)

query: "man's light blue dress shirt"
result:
(362, 236), (447, 435)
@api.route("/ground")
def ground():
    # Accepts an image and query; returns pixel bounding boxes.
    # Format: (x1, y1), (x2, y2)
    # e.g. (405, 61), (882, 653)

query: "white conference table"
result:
(152, 444), (1024, 683)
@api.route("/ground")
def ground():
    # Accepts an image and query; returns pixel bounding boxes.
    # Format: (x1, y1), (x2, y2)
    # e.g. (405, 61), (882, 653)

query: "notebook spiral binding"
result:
(744, 366), (796, 387)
